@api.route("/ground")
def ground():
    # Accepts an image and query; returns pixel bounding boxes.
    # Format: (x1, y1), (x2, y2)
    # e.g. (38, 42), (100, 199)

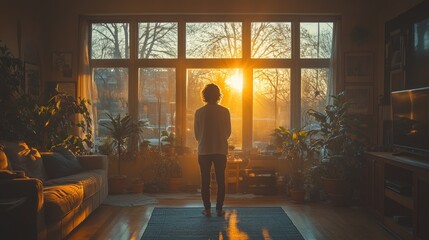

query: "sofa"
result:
(0, 141), (108, 240)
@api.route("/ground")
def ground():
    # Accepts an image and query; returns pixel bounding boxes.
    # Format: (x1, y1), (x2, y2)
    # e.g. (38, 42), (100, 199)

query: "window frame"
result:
(88, 14), (338, 152)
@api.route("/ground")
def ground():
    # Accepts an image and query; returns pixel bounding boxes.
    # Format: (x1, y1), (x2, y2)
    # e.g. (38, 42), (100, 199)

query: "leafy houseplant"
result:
(99, 113), (147, 194)
(26, 91), (93, 154)
(0, 42), (26, 141)
(160, 130), (175, 155)
(307, 92), (366, 204)
(0, 42), (93, 154)
(100, 113), (146, 175)
(273, 127), (318, 202)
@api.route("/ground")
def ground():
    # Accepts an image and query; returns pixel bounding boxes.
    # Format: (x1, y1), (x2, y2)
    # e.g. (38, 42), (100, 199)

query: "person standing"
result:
(194, 83), (231, 217)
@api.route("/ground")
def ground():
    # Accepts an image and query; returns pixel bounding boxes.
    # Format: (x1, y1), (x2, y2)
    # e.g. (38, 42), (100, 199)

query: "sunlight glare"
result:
(225, 71), (243, 91)
(227, 210), (249, 240)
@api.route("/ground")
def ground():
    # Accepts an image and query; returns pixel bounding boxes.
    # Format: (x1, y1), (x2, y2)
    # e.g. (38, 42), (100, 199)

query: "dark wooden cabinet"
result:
(365, 152), (429, 240)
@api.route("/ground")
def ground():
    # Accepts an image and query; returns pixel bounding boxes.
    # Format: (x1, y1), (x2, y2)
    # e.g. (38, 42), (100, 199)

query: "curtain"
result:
(328, 19), (341, 104)
(78, 16), (97, 152)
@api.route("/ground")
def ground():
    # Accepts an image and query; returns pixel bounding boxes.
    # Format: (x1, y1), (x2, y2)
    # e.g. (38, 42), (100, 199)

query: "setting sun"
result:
(225, 71), (243, 91)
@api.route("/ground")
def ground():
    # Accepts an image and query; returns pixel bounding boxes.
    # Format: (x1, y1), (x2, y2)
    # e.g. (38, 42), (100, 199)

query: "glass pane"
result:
(186, 22), (242, 58)
(91, 23), (130, 59)
(138, 22), (178, 59)
(300, 22), (333, 59)
(251, 22), (291, 59)
(187, 68), (242, 150)
(301, 68), (329, 128)
(93, 68), (129, 149)
(138, 68), (176, 146)
(253, 68), (291, 152)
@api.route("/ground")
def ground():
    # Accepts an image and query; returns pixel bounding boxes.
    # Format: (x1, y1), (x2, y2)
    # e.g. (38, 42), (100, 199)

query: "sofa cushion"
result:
(41, 151), (83, 179)
(43, 183), (83, 222)
(0, 141), (47, 181)
(44, 169), (105, 200)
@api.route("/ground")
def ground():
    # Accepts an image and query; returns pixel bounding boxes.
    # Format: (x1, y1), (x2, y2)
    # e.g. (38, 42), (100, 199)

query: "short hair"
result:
(201, 83), (222, 103)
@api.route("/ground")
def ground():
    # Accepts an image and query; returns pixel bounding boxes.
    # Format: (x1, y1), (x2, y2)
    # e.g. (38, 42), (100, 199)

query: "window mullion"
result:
(242, 20), (252, 152)
(129, 19), (138, 118)
(290, 20), (301, 129)
(177, 19), (187, 147)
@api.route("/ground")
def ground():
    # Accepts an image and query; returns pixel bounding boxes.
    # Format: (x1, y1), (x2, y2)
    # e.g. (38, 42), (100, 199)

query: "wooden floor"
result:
(66, 193), (396, 240)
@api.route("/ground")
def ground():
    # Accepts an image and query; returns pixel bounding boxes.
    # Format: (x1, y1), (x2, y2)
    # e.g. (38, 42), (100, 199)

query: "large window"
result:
(89, 16), (335, 152)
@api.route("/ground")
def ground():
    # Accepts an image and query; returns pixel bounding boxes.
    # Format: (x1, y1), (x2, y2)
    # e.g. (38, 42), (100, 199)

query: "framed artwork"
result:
(344, 86), (373, 115)
(24, 63), (40, 99)
(52, 52), (72, 80)
(345, 52), (373, 83)
(56, 81), (77, 98)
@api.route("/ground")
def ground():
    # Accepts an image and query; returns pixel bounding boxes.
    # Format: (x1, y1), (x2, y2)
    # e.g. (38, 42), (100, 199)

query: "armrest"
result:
(0, 178), (43, 209)
(77, 154), (108, 171)
(0, 178), (45, 239)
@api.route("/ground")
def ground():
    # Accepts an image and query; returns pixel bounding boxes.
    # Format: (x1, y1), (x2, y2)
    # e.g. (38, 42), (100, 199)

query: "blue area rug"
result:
(141, 207), (304, 240)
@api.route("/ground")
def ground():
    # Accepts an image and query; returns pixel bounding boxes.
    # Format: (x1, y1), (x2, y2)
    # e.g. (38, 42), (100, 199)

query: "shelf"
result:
(384, 216), (413, 240)
(385, 188), (413, 210)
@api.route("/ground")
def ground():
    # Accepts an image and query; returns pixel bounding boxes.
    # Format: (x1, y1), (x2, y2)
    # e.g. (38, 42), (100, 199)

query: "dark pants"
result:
(198, 154), (227, 211)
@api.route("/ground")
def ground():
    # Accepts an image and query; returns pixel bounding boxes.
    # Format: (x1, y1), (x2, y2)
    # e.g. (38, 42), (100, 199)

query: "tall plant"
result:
(99, 113), (147, 175)
(307, 92), (366, 180)
(0, 42), (25, 140)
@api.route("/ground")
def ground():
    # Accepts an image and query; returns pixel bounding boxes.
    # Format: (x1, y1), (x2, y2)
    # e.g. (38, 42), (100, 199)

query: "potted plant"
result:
(160, 130), (175, 156)
(131, 177), (144, 194)
(99, 113), (146, 194)
(145, 150), (169, 192)
(1, 42), (93, 154)
(166, 156), (183, 192)
(307, 92), (366, 205)
(273, 127), (318, 203)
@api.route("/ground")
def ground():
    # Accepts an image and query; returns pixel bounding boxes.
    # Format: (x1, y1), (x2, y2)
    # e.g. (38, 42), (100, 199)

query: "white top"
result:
(194, 103), (231, 155)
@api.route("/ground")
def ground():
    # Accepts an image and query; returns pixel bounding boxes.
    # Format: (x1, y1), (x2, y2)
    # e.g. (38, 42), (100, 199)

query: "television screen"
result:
(391, 87), (429, 157)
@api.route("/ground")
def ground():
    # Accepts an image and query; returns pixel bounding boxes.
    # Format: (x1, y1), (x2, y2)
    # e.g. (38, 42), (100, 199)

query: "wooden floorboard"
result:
(66, 193), (396, 240)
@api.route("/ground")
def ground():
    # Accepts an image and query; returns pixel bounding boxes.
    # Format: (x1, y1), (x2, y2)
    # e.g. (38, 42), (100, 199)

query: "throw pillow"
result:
(0, 141), (47, 181)
(0, 145), (8, 170)
(41, 150), (83, 179)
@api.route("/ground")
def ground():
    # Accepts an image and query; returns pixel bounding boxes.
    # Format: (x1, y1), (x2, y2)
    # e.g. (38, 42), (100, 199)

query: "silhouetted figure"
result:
(194, 83), (231, 217)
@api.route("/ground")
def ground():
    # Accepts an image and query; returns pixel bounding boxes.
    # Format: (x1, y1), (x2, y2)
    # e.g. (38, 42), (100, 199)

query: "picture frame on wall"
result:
(25, 63), (40, 99)
(345, 52), (373, 83)
(52, 52), (72, 80)
(344, 86), (373, 115)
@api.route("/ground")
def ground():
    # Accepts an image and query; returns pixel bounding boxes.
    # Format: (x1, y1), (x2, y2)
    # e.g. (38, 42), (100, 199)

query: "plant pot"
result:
(168, 177), (183, 192)
(132, 181), (144, 194)
(108, 175), (127, 195)
(322, 177), (351, 206)
(289, 189), (306, 203)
